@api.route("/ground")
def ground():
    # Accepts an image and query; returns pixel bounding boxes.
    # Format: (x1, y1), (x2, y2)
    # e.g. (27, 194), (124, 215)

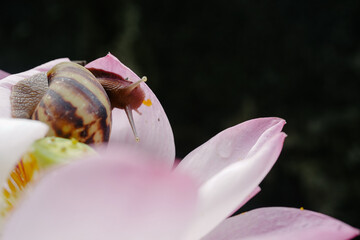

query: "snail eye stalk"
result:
(125, 105), (139, 142)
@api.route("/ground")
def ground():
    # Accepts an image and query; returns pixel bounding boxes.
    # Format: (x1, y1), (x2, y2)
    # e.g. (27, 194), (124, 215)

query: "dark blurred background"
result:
(1, 0), (359, 230)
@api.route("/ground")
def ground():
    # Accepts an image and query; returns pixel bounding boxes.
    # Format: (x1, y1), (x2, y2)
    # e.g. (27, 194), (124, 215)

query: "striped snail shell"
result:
(10, 61), (146, 145)
(33, 62), (112, 144)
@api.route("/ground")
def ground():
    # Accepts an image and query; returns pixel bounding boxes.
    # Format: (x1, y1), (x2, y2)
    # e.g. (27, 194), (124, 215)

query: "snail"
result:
(10, 61), (146, 145)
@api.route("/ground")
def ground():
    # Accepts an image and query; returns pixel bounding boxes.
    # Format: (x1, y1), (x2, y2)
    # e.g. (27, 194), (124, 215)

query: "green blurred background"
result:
(1, 0), (359, 229)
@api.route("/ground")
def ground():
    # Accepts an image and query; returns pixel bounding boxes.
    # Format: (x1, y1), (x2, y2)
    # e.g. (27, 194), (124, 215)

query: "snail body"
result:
(10, 60), (145, 145)
(10, 72), (48, 119)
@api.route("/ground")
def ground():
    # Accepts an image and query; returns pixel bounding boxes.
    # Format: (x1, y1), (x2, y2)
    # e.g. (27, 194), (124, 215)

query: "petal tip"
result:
(273, 117), (286, 127)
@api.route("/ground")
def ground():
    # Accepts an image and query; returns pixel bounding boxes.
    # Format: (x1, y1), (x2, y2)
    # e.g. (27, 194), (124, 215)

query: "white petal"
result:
(0, 118), (48, 185)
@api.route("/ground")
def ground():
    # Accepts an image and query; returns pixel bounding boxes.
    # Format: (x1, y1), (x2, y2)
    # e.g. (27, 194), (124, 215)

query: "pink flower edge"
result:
(0, 69), (10, 80)
(202, 207), (360, 240)
(178, 117), (286, 185)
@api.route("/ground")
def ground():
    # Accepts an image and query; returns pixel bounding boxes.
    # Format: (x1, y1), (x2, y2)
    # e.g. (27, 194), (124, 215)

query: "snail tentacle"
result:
(125, 76), (147, 94)
(125, 105), (140, 142)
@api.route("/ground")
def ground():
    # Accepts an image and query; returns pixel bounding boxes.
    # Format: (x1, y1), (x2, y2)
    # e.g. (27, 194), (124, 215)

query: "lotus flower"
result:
(0, 56), (358, 239)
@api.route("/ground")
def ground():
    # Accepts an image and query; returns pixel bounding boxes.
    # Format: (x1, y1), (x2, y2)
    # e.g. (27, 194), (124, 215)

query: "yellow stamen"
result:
(71, 138), (78, 145)
(1, 154), (38, 216)
(300, 207), (304, 210)
(3, 189), (10, 199)
(7, 179), (16, 193)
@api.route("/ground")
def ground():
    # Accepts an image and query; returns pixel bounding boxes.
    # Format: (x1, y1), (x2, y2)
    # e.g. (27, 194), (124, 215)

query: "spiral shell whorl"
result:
(32, 62), (112, 145)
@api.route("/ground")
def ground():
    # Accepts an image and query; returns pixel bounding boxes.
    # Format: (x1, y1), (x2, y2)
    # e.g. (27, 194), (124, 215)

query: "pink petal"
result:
(0, 118), (48, 186)
(85, 53), (138, 79)
(86, 53), (175, 167)
(0, 70), (10, 80)
(177, 117), (286, 185)
(181, 119), (286, 239)
(0, 58), (70, 118)
(202, 207), (360, 240)
(236, 186), (261, 210)
(3, 147), (197, 240)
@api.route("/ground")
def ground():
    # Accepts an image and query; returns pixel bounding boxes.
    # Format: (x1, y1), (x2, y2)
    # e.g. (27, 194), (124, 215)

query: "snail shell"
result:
(31, 62), (112, 145)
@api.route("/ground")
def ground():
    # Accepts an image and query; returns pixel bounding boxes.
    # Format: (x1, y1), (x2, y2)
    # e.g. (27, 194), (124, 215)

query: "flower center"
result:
(0, 137), (95, 217)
